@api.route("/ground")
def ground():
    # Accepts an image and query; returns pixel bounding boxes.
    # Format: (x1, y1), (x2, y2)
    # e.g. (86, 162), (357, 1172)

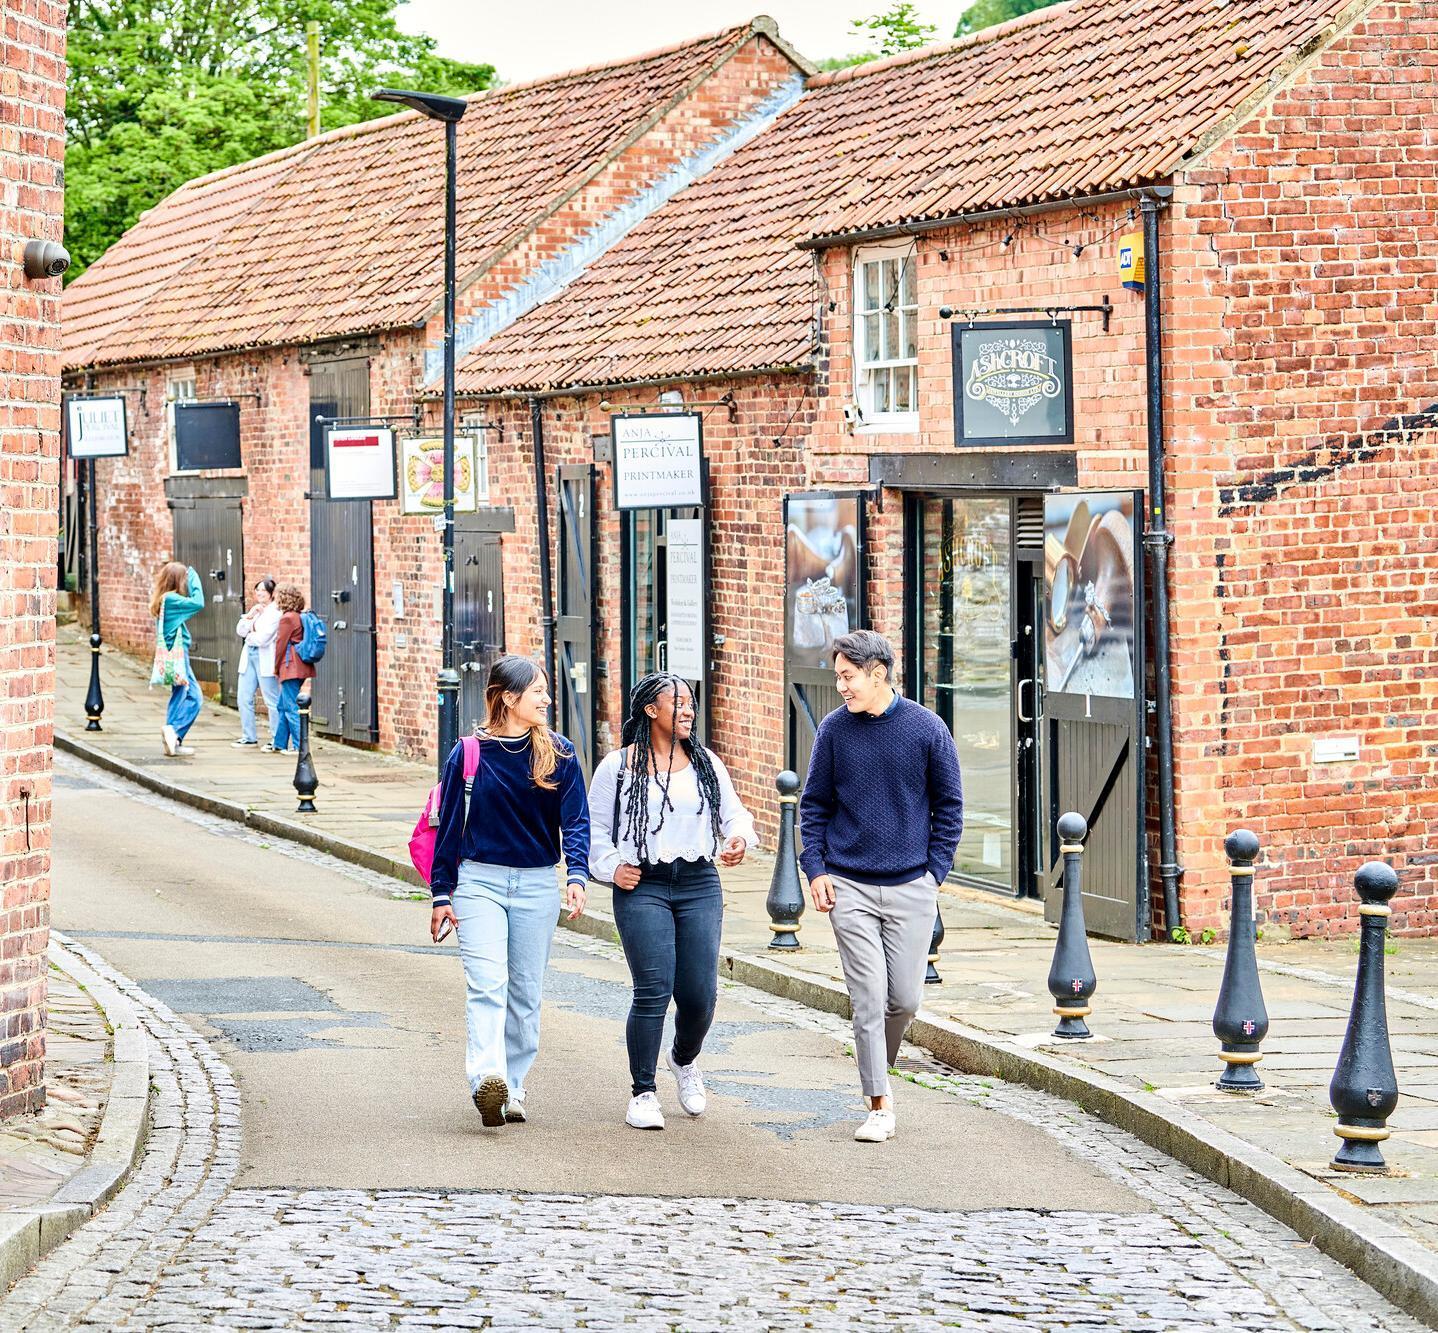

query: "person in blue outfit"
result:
(429, 656), (590, 1128)
(150, 561), (206, 758)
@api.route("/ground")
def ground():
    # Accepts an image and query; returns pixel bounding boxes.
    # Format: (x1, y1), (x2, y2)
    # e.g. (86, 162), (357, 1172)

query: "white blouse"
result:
(587, 746), (758, 882)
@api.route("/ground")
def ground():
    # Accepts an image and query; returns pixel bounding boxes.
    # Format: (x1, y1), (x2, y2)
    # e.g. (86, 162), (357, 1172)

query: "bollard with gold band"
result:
(925, 907), (946, 984)
(84, 632), (105, 731)
(766, 770), (805, 950)
(1047, 811), (1097, 1038)
(1212, 829), (1269, 1091)
(1329, 860), (1400, 1173)
(293, 696), (319, 815)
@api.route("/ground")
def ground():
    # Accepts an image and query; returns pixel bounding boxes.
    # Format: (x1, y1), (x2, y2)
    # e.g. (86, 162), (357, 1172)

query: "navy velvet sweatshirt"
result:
(429, 734), (591, 907)
(798, 695), (964, 887)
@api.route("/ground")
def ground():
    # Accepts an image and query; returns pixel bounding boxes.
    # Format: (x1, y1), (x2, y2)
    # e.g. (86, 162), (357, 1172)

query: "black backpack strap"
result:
(611, 745), (627, 845)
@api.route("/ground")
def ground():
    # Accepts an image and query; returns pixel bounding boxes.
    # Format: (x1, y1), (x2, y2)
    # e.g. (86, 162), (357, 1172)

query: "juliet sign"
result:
(952, 320), (1074, 447)
(64, 395), (129, 459)
(611, 413), (705, 510)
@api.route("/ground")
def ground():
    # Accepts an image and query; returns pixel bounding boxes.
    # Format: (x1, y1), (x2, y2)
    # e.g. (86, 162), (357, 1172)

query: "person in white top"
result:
(589, 672), (757, 1131)
(233, 578), (282, 749)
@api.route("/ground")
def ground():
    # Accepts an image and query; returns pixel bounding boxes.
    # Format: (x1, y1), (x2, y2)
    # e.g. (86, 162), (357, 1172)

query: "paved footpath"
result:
(0, 753), (1425, 1328)
(55, 624), (1438, 1261)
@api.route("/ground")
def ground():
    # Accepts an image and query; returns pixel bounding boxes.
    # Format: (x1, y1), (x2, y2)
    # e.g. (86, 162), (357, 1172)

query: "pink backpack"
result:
(409, 735), (482, 886)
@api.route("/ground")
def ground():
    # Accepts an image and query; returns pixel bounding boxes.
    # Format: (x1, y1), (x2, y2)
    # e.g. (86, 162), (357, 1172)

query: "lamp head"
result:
(369, 89), (468, 123)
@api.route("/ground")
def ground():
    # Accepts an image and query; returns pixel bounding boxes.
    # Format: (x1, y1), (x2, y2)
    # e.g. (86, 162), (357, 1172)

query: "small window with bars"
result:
(853, 247), (918, 426)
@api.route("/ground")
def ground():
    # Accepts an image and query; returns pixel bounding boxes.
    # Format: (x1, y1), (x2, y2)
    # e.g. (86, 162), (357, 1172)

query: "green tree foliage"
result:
(65, 0), (496, 278)
(955, 0), (1065, 37)
(818, 1), (938, 70)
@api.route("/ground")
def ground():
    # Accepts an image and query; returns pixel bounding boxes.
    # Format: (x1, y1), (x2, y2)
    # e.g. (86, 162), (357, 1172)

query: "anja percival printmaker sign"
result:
(611, 412), (705, 510)
(952, 319), (1074, 447)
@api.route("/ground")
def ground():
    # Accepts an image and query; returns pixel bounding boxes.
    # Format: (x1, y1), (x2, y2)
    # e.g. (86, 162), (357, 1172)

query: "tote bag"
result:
(150, 625), (189, 689)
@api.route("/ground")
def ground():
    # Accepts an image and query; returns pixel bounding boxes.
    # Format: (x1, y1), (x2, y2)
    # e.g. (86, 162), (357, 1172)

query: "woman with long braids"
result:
(588, 673), (756, 1130)
(430, 656), (590, 1129)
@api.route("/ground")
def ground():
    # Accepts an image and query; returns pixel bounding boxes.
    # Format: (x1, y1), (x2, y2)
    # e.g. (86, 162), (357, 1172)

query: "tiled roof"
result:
(454, 0), (1367, 395)
(62, 23), (768, 370)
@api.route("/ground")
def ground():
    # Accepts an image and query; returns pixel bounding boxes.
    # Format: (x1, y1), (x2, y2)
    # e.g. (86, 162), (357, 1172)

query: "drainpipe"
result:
(1141, 188), (1182, 940)
(529, 396), (557, 716)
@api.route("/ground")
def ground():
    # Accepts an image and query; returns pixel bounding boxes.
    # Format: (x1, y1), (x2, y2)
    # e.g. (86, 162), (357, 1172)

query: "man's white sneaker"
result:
(853, 1109), (896, 1143)
(161, 724), (178, 756)
(625, 1092), (665, 1130)
(503, 1094), (527, 1124)
(665, 1050), (706, 1116)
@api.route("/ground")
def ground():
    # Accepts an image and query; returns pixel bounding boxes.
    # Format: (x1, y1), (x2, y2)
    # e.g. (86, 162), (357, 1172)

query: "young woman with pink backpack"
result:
(424, 656), (590, 1128)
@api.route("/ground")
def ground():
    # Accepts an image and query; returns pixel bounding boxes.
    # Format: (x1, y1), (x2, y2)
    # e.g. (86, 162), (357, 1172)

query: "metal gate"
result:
(165, 478), (247, 706)
(556, 465), (596, 778)
(1039, 490), (1148, 940)
(308, 358), (377, 743)
(455, 511), (510, 734)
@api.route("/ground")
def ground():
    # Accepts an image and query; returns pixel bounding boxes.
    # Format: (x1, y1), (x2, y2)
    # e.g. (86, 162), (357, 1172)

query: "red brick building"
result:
(1, 0), (65, 1115)
(69, 0), (1438, 941)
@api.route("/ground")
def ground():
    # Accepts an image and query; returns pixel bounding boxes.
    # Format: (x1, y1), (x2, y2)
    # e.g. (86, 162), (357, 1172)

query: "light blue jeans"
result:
(166, 646), (203, 743)
(453, 861), (561, 1097)
(237, 644), (281, 744)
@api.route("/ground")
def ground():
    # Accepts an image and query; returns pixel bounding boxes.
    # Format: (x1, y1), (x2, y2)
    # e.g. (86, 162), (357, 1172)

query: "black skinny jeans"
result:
(611, 858), (723, 1096)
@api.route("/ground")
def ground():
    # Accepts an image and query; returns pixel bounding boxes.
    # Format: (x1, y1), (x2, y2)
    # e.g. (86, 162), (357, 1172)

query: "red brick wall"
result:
(0, 0), (65, 1117)
(1163, 0), (1438, 937)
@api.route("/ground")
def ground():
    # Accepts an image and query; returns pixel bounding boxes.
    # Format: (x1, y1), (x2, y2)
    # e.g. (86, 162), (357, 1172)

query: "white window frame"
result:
(852, 243), (919, 432)
(166, 370), (198, 475)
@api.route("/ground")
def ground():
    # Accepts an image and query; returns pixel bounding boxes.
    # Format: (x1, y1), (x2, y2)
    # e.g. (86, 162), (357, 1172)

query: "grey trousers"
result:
(829, 871), (938, 1098)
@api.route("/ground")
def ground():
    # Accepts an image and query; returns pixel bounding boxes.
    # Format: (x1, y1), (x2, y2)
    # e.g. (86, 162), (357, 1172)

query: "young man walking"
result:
(799, 630), (963, 1143)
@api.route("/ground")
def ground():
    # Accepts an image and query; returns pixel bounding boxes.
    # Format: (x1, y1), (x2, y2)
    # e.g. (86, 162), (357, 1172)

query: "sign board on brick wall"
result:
(953, 320), (1074, 447)
(174, 401), (242, 471)
(611, 413), (705, 510)
(64, 395), (129, 459)
(666, 518), (705, 681)
(325, 426), (397, 500)
(399, 436), (482, 514)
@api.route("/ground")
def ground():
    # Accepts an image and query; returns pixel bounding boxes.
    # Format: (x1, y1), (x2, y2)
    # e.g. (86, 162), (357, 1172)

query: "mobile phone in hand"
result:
(436, 916), (455, 943)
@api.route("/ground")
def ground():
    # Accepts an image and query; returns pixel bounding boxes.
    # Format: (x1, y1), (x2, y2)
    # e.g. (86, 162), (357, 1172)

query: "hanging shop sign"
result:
(953, 319), (1074, 447)
(784, 492), (865, 673)
(399, 436), (481, 515)
(611, 412), (705, 510)
(64, 395), (130, 459)
(174, 401), (242, 471)
(666, 518), (706, 682)
(1043, 491), (1138, 699)
(325, 426), (397, 501)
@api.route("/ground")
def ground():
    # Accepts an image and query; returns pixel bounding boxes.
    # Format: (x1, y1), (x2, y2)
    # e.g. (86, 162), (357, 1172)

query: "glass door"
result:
(914, 496), (1014, 892)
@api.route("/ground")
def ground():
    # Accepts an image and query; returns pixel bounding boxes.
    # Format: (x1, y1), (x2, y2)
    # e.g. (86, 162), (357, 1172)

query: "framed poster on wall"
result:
(173, 401), (242, 471)
(64, 395), (129, 459)
(611, 412), (705, 510)
(952, 319), (1074, 447)
(325, 426), (397, 501)
(399, 436), (481, 514)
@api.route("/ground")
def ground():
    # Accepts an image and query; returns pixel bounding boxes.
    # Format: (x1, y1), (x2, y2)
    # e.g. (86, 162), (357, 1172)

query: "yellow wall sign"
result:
(1118, 231), (1145, 290)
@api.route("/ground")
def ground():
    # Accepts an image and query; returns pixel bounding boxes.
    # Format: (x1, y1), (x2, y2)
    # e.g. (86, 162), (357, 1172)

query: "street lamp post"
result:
(83, 456), (105, 730)
(370, 88), (468, 781)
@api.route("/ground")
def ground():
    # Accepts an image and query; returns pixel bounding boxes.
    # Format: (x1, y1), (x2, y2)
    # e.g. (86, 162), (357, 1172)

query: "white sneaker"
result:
(626, 1092), (665, 1130)
(232, 738), (256, 748)
(174, 746), (196, 757)
(503, 1093), (527, 1124)
(666, 1050), (706, 1116)
(161, 724), (178, 756)
(472, 1074), (508, 1128)
(853, 1109), (896, 1143)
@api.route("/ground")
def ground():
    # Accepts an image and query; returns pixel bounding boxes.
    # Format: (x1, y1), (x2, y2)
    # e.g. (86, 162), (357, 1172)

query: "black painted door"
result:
(308, 359), (377, 743)
(455, 522), (505, 735)
(556, 465), (596, 778)
(169, 496), (245, 706)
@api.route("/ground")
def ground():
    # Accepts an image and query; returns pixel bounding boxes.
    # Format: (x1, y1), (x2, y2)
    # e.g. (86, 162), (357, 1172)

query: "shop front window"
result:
(917, 496), (1013, 891)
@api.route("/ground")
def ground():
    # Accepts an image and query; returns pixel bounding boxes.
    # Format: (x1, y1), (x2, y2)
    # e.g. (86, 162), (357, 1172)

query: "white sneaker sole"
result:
(665, 1053), (706, 1117)
(473, 1075), (508, 1128)
(161, 726), (177, 757)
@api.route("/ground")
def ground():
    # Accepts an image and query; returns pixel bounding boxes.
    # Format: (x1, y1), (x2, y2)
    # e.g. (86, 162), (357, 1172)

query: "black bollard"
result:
(1212, 829), (1269, 1092)
(84, 632), (105, 731)
(1329, 861), (1400, 1173)
(925, 908), (945, 984)
(293, 697), (319, 814)
(766, 771), (805, 949)
(1047, 812), (1097, 1038)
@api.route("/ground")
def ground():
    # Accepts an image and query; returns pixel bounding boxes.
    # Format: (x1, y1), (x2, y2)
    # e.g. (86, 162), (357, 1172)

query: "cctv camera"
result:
(23, 240), (70, 280)
(842, 402), (863, 426)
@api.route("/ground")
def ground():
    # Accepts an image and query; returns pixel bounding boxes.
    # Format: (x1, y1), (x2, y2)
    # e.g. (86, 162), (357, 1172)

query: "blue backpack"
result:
(296, 610), (328, 664)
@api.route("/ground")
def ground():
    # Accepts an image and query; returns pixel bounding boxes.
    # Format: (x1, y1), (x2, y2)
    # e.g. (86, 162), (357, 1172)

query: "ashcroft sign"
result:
(952, 320), (1074, 447)
(611, 412), (705, 510)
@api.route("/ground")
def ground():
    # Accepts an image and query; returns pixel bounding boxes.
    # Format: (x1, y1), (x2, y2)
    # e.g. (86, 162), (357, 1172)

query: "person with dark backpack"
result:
(588, 673), (756, 1131)
(271, 585), (317, 754)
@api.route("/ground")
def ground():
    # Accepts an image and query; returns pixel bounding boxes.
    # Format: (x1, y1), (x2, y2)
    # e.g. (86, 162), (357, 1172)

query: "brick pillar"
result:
(0, 0), (66, 1117)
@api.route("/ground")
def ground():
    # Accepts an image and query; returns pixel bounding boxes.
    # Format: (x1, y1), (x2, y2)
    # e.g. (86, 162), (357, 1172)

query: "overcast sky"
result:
(397, 2), (974, 82)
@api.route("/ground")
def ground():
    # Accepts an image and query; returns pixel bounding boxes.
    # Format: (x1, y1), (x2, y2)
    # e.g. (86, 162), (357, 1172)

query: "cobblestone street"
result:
(0, 759), (1425, 1329)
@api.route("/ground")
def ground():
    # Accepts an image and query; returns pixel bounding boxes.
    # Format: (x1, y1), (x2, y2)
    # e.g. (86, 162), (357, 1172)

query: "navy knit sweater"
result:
(798, 695), (964, 886)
